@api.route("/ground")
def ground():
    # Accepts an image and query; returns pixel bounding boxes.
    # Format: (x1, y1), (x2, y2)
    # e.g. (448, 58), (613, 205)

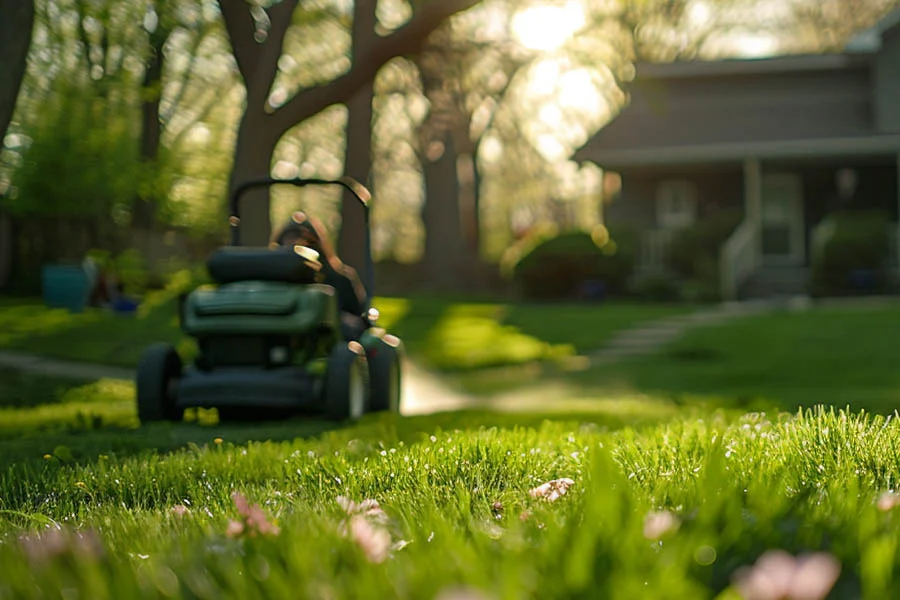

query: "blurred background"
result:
(1, 0), (899, 303)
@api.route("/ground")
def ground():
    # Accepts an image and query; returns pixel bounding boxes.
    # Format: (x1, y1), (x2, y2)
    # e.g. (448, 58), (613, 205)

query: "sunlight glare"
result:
(512, 2), (586, 52)
(733, 34), (778, 58)
(528, 59), (562, 95)
(536, 135), (566, 162)
(558, 69), (601, 114)
(539, 104), (563, 127)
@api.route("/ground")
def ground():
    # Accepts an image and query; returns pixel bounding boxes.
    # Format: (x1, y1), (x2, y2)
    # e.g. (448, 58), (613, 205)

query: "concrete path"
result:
(589, 302), (771, 366)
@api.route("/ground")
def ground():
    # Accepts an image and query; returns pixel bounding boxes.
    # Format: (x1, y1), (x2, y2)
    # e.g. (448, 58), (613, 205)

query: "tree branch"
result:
(72, 0), (97, 80)
(271, 0), (481, 134)
(218, 0), (261, 87)
(160, 24), (210, 126)
(352, 0), (378, 61)
(248, 0), (298, 110)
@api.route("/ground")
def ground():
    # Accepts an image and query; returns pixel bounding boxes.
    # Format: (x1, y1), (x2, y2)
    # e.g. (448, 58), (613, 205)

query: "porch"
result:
(719, 153), (900, 299)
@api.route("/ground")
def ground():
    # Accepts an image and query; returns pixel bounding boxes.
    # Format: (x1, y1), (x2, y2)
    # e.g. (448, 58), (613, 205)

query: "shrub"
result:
(811, 210), (891, 296)
(666, 209), (742, 299)
(510, 227), (637, 300)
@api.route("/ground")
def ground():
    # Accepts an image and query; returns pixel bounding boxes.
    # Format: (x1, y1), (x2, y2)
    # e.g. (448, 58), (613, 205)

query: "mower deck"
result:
(174, 365), (321, 410)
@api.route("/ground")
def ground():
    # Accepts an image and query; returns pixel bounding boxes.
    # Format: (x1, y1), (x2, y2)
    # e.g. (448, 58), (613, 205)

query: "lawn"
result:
(2, 368), (900, 598)
(448, 303), (900, 414)
(0, 292), (691, 372)
(586, 304), (900, 414)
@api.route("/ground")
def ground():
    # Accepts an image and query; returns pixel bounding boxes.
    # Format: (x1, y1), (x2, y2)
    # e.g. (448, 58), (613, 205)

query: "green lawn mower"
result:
(135, 177), (403, 424)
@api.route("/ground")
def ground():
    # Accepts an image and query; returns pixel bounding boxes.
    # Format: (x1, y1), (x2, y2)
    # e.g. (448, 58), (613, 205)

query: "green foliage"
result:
(510, 227), (637, 300)
(666, 209), (742, 301)
(811, 210), (891, 296)
(7, 78), (141, 220)
(112, 249), (151, 297)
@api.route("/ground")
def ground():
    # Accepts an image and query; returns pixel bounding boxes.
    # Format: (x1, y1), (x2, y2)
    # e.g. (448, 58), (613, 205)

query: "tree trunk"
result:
(0, 0), (34, 141)
(421, 132), (463, 290)
(132, 33), (166, 230)
(227, 111), (281, 246)
(338, 81), (374, 274)
(0, 209), (12, 290)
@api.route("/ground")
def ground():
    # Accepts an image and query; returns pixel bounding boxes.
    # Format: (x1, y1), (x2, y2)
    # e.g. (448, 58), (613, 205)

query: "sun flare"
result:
(512, 2), (586, 52)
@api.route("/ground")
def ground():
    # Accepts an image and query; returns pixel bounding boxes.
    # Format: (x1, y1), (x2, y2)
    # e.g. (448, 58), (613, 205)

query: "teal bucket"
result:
(42, 265), (91, 313)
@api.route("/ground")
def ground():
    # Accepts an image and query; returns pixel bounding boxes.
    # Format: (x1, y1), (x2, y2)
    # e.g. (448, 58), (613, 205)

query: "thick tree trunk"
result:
(132, 33), (166, 230)
(227, 112), (281, 246)
(338, 82), (374, 274)
(0, 0), (34, 141)
(421, 132), (463, 290)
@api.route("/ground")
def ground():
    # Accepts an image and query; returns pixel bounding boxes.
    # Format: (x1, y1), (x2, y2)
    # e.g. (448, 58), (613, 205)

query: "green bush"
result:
(811, 210), (891, 296)
(665, 210), (741, 299)
(511, 227), (636, 300)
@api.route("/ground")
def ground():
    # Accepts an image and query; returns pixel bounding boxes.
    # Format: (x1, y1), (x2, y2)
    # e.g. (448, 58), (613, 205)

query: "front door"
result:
(760, 173), (805, 265)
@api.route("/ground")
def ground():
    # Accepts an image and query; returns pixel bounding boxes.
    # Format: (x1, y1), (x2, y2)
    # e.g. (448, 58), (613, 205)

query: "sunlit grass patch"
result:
(421, 303), (575, 371)
(0, 378), (137, 439)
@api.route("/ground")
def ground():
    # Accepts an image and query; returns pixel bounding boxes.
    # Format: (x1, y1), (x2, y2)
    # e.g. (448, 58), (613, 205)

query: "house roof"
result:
(577, 134), (900, 169)
(630, 53), (871, 80)
(572, 8), (900, 169)
(847, 6), (900, 51)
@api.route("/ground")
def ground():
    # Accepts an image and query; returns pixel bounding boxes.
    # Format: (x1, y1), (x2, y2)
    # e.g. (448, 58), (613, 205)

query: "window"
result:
(656, 180), (698, 229)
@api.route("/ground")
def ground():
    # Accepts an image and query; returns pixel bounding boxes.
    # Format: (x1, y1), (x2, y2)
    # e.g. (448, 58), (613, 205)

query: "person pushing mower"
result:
(272, 211), (370, 341)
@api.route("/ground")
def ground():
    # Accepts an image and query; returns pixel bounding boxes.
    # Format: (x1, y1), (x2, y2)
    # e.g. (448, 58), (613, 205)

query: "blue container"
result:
(42, 265), (91, 313)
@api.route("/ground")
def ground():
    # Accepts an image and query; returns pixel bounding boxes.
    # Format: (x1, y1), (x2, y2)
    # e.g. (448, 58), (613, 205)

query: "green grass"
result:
(0, 293), (689, 372)
(2, 380), (900, 598)
(584, 305), (900, 414)
(447, 304), (900, 414)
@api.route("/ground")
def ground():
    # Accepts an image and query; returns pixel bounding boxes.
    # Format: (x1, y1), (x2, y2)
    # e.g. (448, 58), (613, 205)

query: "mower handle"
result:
(229, 176), (370, 224)
(227, 175), (376, 300)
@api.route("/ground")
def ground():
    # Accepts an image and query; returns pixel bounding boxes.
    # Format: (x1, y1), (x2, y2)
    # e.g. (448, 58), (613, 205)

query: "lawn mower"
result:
(135, 177), (403, 424)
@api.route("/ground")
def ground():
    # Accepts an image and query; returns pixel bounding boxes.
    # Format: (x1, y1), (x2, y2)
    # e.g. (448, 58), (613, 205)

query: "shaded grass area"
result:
(0, 294), (690, 372)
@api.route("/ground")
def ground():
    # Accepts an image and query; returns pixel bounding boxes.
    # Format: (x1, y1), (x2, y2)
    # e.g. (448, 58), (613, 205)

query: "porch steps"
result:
(740, 266), (811, 299)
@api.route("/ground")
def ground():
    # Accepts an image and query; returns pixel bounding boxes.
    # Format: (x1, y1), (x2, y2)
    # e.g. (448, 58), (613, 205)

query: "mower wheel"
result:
(323, 341), (370, 421)
(368, 337), (403, 413)
(136, 343), (184, 424)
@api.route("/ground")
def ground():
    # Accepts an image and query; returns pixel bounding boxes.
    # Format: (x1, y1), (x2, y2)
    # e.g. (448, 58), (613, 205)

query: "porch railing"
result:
(719, 220), (757, 301)
(638, 229), (675, 273)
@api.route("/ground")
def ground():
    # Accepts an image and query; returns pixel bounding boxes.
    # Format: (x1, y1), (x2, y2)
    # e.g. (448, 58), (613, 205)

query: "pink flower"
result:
(227, 492), (280, 538)
(337, 495), (388, 523)
(433, 586), (495, 600)
(877, 491), (900, 511)
(349, 515), (392, 564)
(732, 550), (841, 600)
(225, 519), (245, 538)
(171, 504), (189, 517)
(18, 527), (104, 567)
(528, 478), (575, 502)
(643, 510), (680, 540)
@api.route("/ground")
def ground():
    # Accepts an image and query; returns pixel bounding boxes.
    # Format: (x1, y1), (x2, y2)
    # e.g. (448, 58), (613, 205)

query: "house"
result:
(573, 9), (900, 300)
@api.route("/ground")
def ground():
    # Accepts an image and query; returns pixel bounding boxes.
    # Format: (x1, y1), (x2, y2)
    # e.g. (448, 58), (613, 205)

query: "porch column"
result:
(744, 157), (762, 261)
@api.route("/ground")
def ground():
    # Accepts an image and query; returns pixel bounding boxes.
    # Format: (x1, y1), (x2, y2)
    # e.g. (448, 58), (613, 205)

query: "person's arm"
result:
(338, 264), (368, 315)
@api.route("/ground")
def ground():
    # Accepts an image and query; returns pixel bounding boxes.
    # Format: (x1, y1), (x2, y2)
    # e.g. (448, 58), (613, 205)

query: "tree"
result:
(217, 0), (484, 247)
(0, 0), (35, 143)
(785, 0), (900, 52)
